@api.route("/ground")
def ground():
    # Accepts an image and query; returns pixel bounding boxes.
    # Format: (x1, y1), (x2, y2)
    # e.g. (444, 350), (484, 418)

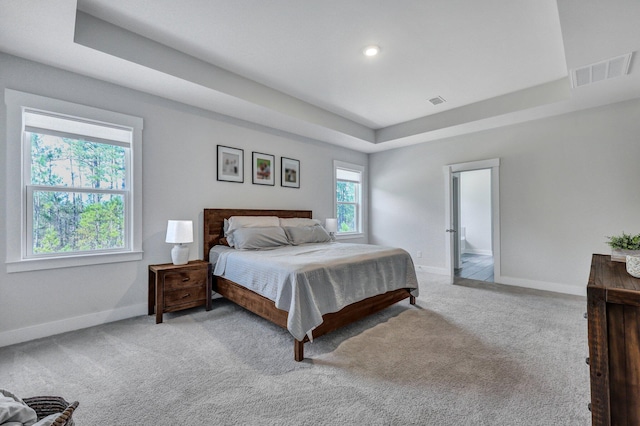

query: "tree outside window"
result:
(336, 180), (357, 232)
(335, 162), (363, 235)
(25, 110), (132, 257)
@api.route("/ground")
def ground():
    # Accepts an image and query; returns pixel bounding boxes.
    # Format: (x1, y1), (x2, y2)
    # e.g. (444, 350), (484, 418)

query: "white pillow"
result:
(233, 227), (290, 250)
(222, 218), (233, 246)
(279, 218), (321, 228)
(284, 225), (332, 245)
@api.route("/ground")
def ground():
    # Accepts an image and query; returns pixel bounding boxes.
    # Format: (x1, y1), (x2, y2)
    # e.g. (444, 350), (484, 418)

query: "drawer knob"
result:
(583, 312), (587, 319)
(585, 357), (589, 365)
(182, 277), (190, 282)
(182, 293), (191, 298)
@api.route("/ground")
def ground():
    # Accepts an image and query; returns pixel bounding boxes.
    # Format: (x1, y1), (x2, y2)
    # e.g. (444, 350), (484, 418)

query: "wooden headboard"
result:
(203, 208), (313, 261)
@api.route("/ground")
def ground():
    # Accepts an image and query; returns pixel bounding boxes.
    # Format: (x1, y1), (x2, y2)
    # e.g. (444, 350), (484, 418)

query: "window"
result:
(5, 90), (143, 272)
(26, 111), (130, 256)
(334, 160), (364, 236)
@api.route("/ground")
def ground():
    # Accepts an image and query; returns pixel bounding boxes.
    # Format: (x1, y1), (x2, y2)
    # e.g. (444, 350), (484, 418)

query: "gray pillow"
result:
(232, 226), (290, 250)
(284, 225), (332, 245)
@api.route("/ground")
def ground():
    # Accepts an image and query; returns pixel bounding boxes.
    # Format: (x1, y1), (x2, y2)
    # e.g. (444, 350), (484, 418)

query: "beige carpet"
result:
(0, 272), (590, 425)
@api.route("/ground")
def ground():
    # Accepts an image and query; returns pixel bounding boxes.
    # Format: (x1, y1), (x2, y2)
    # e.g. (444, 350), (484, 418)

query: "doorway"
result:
(453, 169), (494, 282)
(444, 159), (500, 285)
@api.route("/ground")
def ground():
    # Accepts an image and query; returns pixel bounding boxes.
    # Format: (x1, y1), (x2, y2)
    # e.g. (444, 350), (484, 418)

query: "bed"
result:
(203, 208), (419, 361)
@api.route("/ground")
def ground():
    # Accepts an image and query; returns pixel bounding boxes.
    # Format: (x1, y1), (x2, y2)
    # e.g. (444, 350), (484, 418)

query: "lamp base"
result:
(171, 244), (189, 265)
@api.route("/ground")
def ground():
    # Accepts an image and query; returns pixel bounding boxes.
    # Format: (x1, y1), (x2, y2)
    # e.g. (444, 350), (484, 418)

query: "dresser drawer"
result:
(164, 285), (206, 309)
(163, 268), (208, 291)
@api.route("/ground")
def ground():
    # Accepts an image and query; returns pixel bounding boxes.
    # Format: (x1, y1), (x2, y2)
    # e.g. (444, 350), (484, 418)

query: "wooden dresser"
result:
(588, 254), (640, 425)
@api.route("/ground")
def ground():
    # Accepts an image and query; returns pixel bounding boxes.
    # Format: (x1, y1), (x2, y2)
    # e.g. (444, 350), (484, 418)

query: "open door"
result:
(443, 166), (456, 284)
(444, 158), (501, 284)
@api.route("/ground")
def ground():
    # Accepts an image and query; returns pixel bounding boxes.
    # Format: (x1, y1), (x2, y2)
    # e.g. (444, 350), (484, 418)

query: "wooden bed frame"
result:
(203, 208), (416, 361)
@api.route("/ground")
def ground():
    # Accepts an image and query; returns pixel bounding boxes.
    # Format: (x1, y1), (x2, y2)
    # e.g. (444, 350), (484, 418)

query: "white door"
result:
(443, 159), (501, 284)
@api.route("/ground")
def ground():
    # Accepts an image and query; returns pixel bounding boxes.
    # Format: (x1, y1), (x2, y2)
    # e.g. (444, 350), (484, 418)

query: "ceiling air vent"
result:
(429, 96), (446, 106)
(571, 53), (632, 88)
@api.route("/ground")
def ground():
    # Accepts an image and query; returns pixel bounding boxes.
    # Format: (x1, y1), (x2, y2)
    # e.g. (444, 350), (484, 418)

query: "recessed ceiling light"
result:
(363, 45), (380, 57)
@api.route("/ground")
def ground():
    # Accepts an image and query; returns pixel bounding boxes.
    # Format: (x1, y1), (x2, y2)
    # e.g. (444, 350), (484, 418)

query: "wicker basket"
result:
(21, 396), (78, 426)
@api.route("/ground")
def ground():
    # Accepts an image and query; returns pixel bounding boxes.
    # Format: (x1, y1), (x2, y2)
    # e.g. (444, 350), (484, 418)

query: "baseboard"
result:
(0, 303), (147, 348)
(462, 249), (493, 256)
(415, 265), (449, 275)
(0, 273), (583, 348)
(495, 275), (585, 297)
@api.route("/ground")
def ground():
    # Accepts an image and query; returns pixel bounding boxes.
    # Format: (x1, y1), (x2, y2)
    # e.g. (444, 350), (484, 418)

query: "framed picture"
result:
(281, 157), (300, 188)
(217, 145), (244, 183)
(252, 152), (275, 186)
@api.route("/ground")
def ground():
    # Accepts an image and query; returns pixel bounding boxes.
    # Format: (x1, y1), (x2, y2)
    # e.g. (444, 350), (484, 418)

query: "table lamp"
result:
(325, 218), (338, 240)
(165, 220), (193, 265)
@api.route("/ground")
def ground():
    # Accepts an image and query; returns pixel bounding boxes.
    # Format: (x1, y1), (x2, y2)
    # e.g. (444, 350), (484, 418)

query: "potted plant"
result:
(606, 232), (640, 262)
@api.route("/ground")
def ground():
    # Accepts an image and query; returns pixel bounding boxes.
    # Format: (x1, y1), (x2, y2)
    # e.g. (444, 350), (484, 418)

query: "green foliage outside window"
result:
(336, 181), (358, 233)
(29, 133), (127, 254)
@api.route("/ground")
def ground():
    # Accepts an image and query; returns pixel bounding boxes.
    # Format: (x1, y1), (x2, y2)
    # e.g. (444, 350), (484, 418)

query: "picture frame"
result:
(217, 145), (244, 183)
(252, 152), (275, 186)
(281, 157), (300, 188)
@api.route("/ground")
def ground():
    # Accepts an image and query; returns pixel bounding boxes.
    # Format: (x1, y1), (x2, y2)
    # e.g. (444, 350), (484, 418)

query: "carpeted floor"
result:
(0, 272), (591, 425)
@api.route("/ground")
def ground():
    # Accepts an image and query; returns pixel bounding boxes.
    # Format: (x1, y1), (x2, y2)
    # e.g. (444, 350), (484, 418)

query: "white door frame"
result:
(443, 158), (500, 284)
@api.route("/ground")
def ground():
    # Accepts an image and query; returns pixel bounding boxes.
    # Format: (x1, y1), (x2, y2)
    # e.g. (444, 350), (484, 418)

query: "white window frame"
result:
(333, 160), (365, 238)
(5, 89), (143, 272)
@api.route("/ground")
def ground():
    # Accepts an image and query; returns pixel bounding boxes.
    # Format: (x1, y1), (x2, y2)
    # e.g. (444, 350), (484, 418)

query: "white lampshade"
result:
(165, 220), (193, 244)
(325, 218), (338, 233)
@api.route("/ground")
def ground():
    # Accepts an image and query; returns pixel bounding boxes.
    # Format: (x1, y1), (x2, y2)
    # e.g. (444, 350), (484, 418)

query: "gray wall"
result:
(0, 53), (367, 345)
(370, 98), (640, 295)
(3, 50), (640, 344)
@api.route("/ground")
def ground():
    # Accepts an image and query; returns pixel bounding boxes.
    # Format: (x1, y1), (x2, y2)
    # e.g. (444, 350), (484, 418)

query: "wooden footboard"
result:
(215, 276), (414, 361)
(215, 276), (288, 329)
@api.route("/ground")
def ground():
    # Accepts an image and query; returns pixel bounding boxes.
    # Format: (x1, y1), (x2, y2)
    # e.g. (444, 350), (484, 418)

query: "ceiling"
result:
(1, 0), (638, 153)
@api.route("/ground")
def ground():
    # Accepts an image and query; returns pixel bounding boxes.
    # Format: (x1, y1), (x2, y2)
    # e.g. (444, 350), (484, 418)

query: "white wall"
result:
(370, 98), (640, 295)
(460, 169), (492, 255)
(0, 53), (367, 346)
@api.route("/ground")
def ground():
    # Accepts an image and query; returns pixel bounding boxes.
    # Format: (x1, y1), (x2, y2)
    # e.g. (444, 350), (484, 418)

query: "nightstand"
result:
(148, 260), (212, 324)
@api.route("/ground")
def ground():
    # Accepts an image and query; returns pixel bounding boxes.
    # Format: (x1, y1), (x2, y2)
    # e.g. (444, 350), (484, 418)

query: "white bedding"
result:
(211, 242), (419, 341)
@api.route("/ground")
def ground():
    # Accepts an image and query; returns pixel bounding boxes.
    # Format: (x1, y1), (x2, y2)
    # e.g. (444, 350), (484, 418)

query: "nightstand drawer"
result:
(163, 268), (208, 291)
(164, 285), (206, 308)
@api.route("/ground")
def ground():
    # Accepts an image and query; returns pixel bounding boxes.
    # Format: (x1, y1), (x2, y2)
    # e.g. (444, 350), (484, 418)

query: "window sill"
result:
(335, 233), (365, 241)
(6, 250), (144, 273)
